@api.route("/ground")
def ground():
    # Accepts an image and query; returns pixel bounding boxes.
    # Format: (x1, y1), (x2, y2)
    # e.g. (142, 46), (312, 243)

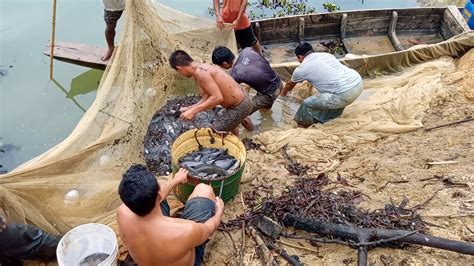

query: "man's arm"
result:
(159, 168), (188, 201)
(181, 93), (209, 112)
(213, 0), (224, 29)
(280, 80), (298, 96)
(233, 0), (248, 28)
(180, 71), (224, 120)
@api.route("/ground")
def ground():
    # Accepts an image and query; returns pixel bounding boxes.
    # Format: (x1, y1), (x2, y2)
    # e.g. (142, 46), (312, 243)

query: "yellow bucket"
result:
(171, 128), (247, 203)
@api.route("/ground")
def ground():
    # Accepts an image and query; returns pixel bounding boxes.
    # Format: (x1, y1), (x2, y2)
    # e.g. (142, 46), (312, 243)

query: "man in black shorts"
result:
(213, 0), (262, 54)
(117, 165), (224, 266)
(102, 0), (125, 61)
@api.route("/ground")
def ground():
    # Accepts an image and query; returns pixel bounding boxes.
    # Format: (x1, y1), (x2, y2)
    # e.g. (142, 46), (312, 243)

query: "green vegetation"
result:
(322, 1), (341, 12)
(248, 0), (316, 20)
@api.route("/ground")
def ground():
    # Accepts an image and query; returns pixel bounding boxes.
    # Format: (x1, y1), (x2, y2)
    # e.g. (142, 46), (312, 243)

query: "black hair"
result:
(119, 164), (160, 216)
(295, 42), (314, 57)
(169, 50), (193, 69)
(211, 46), (235, 66)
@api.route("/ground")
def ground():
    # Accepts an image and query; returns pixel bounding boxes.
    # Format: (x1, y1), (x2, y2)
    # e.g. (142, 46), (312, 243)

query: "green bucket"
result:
(171, 128), (246, 203)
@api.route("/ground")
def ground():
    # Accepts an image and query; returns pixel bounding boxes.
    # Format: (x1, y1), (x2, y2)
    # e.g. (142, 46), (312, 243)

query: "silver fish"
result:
(214, 159), (236, 170)
(226, 160), (240, 174)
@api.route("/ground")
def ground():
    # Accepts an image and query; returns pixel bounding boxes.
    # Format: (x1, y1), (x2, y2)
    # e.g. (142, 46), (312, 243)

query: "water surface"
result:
(0, 0), (465, 172)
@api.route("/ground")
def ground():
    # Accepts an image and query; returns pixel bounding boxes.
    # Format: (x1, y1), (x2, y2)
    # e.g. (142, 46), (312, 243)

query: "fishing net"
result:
(0, 0), (473, 262)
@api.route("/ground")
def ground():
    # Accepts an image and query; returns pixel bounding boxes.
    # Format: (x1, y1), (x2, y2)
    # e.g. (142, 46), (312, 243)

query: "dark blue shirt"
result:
(229, 47), (281, 95)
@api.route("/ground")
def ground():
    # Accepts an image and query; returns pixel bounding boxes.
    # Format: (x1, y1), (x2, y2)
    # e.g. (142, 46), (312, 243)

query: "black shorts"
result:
(104, 9), (123, 24)
(235, 26), (258, 49)
(160, 198), (215, 266)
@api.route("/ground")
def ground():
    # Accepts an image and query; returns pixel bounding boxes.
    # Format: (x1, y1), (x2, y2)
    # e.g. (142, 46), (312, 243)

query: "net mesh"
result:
(0, 0), (473, 262)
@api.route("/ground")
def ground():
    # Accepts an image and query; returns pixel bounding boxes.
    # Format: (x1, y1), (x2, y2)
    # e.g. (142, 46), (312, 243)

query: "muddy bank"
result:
(203, 51), (474, 265)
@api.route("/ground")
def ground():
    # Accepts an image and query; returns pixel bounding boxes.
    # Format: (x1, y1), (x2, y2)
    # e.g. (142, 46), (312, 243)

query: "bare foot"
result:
(241, 117), (254, 131)
(297, 123), (310, 128)
(101, 47), (114, 61)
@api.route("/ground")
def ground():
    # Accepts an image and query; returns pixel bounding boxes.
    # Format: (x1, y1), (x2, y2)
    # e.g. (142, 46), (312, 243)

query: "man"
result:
(117, 165), (224, 266)
(169, 50), (254, 136)
(213, 0), (262, 54)
(281, 42), (363, 127)
(102, 0), (125, 61)
(0, 215), (61, 265)
(212, 46), (282, 115)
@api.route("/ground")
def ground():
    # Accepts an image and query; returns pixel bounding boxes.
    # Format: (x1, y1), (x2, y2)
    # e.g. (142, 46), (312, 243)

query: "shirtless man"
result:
(169, 50), (254, 135)
(117, 165), (224, 266)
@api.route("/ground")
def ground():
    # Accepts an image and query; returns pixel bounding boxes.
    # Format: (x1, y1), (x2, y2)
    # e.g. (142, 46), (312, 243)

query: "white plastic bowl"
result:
(56, 223), (118, 266)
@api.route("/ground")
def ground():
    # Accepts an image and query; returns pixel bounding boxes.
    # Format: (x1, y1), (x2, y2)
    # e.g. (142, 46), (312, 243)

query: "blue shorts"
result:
(294, 81), (363, 125)
(160, 197), (215, 266)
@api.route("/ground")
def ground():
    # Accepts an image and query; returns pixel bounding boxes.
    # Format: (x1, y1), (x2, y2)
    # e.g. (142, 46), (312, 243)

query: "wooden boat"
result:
(44, 42), (109, 70)
(253, 6), (471, 64)
(44, 6), (470, 69)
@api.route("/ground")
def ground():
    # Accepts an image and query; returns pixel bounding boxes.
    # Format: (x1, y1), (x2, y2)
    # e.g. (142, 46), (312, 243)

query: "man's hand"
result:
(216, 16), (224, 29)
(0, 215), (7, 232)
(280, 80), (297, 96)
(180, 109), (196, 120)
(180, 106), (191, 112)
(232, 19), (240, 29)
(214, 196), (225, 217)
(174, 168), (188, 184)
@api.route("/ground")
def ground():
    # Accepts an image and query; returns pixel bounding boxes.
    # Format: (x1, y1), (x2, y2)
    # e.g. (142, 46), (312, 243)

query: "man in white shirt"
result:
(102, 0), (125, 61)
(281, 42), (363, 127)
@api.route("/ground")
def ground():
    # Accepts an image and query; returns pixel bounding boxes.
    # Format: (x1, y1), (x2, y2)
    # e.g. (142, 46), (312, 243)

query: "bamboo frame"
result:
(49, 0), (57, 80)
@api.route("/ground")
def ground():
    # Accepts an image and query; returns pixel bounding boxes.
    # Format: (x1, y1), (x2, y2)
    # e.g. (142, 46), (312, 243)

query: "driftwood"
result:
(425, 117), (474, 131)
(282, 213), (474, 266)
(249, 226), (276, 265)
(266, 241), (302, 266)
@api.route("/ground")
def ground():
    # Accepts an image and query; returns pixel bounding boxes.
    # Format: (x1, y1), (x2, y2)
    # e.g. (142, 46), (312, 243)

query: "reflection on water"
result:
(0, 0), (465, 172)
(246, 96), (301, 134)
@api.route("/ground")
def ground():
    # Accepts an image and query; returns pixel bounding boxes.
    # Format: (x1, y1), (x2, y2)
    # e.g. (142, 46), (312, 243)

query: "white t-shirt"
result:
(103, 0), (125, 11)
(291, 52), (362, 94)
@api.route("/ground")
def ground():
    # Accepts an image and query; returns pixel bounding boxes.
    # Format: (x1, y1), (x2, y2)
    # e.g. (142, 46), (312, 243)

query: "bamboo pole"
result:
(49, 0), (57, 80)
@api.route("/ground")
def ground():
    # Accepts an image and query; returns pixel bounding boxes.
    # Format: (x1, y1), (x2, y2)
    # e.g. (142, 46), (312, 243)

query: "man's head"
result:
(295, 42), (314, 63)
(169, 50), (194, 77)
(211, 46), (235, 69)
(119, 164), (160, 216)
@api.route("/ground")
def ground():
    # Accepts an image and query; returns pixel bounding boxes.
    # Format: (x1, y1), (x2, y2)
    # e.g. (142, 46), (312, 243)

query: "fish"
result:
(214, 159), (236, 170)
(214, 154), (235, 161)
(192, 164), (228, 176)
(180, 161), (204, 168)
(178, 147), (238, 180)
(226, 160), (240, 175)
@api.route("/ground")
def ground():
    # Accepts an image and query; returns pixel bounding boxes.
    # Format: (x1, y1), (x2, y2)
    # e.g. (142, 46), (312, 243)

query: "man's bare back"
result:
(117, 204), (199, 266)
(117, 167), (224, 266)
(170, 50), (254, 134)
(193, 63), (245, 108)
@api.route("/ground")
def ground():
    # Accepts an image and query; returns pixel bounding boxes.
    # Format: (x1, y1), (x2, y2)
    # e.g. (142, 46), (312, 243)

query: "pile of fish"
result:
(144, 96), (220, 175)
(179, 147), (240, 180)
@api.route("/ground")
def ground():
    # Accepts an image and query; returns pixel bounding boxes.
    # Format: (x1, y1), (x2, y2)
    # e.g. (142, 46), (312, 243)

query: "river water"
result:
(0, 0), (465, 172)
